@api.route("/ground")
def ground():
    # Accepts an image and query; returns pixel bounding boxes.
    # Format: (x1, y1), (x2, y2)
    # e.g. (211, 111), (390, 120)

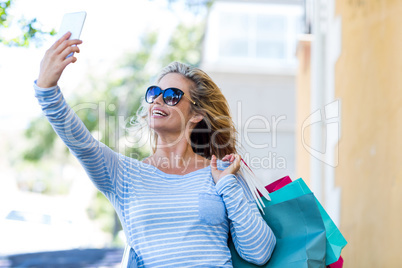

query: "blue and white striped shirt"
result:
(34, 82), (276, 267)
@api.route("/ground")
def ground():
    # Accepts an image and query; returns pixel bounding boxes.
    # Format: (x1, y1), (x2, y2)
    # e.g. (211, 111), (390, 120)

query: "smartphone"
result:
(56, 11), (87, 58)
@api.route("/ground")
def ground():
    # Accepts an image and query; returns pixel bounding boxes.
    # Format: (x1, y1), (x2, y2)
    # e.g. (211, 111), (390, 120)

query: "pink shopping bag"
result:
(265, 176), (292, 193)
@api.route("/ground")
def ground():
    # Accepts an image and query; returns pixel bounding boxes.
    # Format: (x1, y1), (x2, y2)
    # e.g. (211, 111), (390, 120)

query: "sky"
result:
(0, 0), (193, 131)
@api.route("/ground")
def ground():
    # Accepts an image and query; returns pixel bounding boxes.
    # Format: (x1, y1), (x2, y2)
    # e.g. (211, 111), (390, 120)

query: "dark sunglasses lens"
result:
(145, 86), (161, 103)
(164, 88), (183, 106)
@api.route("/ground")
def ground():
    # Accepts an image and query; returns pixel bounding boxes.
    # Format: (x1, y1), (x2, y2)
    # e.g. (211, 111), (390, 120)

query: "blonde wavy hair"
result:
(132, 61), (238, 159)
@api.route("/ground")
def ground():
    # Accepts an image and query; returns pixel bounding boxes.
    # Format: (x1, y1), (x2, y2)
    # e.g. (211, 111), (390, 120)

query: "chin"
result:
(149, 121), (168, 133)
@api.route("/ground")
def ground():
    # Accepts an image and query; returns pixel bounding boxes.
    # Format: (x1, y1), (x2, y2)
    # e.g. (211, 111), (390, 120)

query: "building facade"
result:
(202, 0), (304, 184)
(297, 0), (402, 266)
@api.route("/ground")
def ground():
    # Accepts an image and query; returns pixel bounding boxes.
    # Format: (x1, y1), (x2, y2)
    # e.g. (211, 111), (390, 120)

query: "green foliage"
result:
(0, 0), (55, 47)
(87, 191), (121, 233)
(0, 0), (11, 25)
(23, 116), (57, 161)
(162, 22), (206, 67)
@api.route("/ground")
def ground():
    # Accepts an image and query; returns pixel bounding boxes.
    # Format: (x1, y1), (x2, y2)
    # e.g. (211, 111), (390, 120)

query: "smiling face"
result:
(147, 72), (202, 137)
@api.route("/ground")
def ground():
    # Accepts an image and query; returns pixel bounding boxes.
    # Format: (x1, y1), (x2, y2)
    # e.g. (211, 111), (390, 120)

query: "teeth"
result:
(153, 110), (167, 116)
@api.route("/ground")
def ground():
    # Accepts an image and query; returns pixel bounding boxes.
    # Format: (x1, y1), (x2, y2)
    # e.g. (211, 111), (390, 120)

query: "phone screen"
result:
(56, 11), (87, 40)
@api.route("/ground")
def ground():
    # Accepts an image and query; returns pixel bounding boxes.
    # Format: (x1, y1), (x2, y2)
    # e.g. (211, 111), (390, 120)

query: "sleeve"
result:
(33, 81), (122, 201)
(215, 172), (276, 265)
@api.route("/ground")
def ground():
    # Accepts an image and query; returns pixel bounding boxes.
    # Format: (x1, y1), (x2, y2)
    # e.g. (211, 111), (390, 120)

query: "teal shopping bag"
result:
(268, 178), (347, 265)
(229, 193), (327, 268)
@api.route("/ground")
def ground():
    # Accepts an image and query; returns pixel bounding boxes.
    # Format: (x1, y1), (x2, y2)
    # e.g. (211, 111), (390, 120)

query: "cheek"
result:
(171, 105), (192, 121)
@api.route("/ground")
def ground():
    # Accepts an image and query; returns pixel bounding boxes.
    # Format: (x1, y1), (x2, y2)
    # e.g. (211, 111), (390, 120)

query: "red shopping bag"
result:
(327, 256), (343, 268)
(257, 176), (292, 197)
(265, 176), (292, 193)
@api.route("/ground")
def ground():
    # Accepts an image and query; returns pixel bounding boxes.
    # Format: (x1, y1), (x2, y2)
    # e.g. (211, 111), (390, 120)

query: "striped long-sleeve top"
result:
(34, 82), (276, 267)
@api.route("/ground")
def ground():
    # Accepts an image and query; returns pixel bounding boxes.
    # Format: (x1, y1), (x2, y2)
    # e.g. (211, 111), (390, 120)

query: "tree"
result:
(162, 22), (205, 67)
(0, 0), (55, 47)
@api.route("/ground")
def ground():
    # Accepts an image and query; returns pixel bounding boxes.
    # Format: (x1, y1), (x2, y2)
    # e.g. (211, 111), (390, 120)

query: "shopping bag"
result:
(264, 176), (292, 193)
(265, 177), (344, 267)
(268, 178), (347, 265)
(229, 193), (327, 268)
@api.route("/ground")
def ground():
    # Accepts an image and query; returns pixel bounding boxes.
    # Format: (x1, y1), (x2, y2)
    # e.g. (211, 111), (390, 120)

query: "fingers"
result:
(222, 153), (236, 162)
(55, 38), (82, 53)
(61, 55), (78, 68)
(221, 153), (241, 172)
(52, 31), (82, 46)
(228, 154), (241, 174)
(50, 31), (82, 59)
(222, 154), (231, 161)
(211, 154), (241, 183)
(230, 154), (240, 166)
(52, 37), (82, 67)
(211, 155), (218, 171)
(60, 45), (80, 59)
(51, 31), (72, 49)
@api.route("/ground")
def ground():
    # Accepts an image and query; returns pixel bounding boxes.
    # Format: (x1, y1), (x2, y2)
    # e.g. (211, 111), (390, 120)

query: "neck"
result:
(150, 131), (202, 169)
(155, 136), (195, 160)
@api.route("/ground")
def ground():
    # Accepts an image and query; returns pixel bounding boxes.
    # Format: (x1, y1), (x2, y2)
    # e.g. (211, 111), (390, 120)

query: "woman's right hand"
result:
(211, 154), (241, 184)
(36, 32), (82, 88)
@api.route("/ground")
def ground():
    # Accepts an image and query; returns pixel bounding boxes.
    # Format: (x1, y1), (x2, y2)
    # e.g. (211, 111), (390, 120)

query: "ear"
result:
(189, 112), (204, 124)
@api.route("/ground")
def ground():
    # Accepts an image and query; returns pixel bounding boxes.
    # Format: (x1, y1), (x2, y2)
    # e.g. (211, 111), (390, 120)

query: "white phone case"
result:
(56, 11), (87, 40)
(56, 11), (86, 58)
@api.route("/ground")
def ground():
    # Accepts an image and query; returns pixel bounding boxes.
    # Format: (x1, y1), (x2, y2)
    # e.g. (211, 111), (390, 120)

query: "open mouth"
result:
(152, 109), (168, 117)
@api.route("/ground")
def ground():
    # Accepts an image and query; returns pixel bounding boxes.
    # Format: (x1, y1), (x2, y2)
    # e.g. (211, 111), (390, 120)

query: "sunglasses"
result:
(145, 86), (196, 106)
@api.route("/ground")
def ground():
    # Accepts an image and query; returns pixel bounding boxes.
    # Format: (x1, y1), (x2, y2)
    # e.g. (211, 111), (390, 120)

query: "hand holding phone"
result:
(36, 12), (86, 88)
(37, 32), (82, 88)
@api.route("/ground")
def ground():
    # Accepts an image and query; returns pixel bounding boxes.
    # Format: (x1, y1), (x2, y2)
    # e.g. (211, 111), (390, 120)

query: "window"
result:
(204, 2), (303, 68)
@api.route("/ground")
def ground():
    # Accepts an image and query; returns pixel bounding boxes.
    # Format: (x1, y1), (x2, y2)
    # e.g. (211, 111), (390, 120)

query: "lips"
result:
(152, 108), (168, 117)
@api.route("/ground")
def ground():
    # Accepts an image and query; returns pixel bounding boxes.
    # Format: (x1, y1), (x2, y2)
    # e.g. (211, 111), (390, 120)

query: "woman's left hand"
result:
(211, 154), (241, 184)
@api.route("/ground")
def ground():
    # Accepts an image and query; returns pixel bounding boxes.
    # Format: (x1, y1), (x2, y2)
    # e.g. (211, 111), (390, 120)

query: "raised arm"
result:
(34, 32), (120, 198)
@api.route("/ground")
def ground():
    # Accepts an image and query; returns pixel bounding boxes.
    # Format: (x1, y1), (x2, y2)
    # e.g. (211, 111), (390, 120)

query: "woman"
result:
(35, 32), (276, 267)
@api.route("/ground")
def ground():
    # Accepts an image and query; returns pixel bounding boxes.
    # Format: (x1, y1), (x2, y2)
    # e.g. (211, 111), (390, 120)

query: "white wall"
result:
(201, 0), (302, 184)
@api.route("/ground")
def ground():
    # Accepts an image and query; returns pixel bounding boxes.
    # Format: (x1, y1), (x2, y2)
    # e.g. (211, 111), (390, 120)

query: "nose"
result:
(153, 93), (164, 105)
